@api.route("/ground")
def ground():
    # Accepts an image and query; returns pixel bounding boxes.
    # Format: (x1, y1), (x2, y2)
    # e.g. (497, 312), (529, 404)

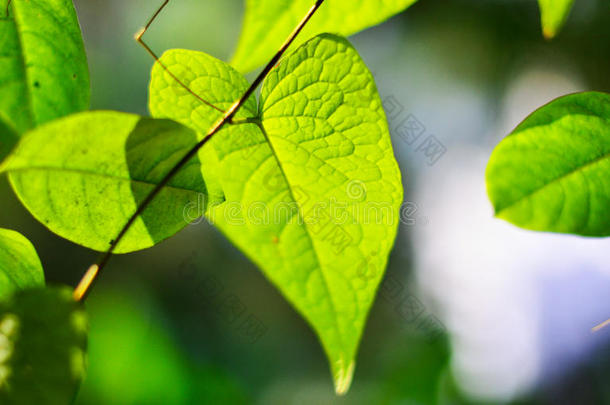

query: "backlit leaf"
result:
(0, 0), (89, 159)
(1, 112), (216, 253)
(538, 0), (575, 39)
(149, 34), (403, 394)
(0, 228), (44, 299)
(486, 92), (610, 236)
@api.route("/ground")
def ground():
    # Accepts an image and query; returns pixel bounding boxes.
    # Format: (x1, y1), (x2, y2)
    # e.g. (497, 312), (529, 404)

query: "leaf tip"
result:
(333, 359), (355, 396)
(542, 26), (556, 40)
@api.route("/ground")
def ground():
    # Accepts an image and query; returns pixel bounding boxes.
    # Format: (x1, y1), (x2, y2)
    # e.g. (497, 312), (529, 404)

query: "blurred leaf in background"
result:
(538, 0), (575, 39)
(0, 0), (90, 153)
(231, 0), (419, 72)
(0, 228), (44, 296)
(0, 286), (88, 405)
(77, 285), (248, 405)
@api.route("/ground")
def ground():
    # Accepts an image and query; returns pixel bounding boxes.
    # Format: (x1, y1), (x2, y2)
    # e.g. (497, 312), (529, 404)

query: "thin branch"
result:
(5, 0), (11, 18)
(134, 0), (224, 114)
(73, 0), (326, 302)
(592, 318), (610, 333)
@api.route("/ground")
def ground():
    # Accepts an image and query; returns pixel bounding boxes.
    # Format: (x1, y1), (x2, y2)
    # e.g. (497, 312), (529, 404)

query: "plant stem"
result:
(73, 0), (325, 302)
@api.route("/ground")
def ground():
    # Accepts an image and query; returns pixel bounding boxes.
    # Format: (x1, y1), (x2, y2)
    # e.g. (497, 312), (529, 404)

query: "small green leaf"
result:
(486, 91), (610, 236)
(0, 286), (88, 405)
(0, 0), (90, 151)
(231, 0), (418, 73)
(150, 34), (403, 394)
(538, 0), (575, 39)
(0, 228), (44, 299)
(2, 111), (217, 253)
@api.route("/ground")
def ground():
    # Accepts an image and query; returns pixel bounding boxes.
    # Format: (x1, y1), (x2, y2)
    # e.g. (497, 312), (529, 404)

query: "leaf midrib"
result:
(496, 149), (610, 215)
(254, 119), (346, 360)
(10, 2), (35, 130)
(6, 166), (206, 195)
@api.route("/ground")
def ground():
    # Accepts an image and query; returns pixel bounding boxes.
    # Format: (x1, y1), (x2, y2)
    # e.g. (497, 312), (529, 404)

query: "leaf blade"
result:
(2, 111), (214, 253)
(231, 0), (418, 73)
(260, 34), (402, 392)
(0, 286), (88, 404)
(0, 228), (44, 299)
(486, 91), (610, 236)
(0, 0), (89, 154)
(538, 0), (575, 39)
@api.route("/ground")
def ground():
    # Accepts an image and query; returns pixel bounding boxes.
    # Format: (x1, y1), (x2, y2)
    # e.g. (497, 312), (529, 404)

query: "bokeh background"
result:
(1, 0), (610, 403)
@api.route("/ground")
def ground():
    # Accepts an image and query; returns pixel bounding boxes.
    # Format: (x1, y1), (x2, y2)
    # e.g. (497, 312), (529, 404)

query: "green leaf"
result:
(0, 228), (44, 299)
(149, 34), (403, 394)
(231, 0), (418, 73)
(538, 0), (575, 39)
(0, 120), (18, 163)
(486, 91), (610, 236)
(0, 0), (90, 151)
(1, 111), (218, 253)
(0, 286), (88, 404)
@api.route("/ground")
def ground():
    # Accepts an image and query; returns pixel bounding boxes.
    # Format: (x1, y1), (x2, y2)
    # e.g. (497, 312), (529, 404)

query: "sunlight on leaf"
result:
(0, 286), (87, 405)
(0, 0), (89, 138)
(538, 0), (575, 39)
(0, 228), (44, 299)
(149, 34), (403, 394)
(486, 91), (610, 236)
(1, 112), (216, 253)
(231, 0), (418, 73)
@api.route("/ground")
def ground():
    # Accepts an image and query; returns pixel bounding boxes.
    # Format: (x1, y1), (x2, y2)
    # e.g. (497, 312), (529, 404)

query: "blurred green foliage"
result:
(76, 286), (247, 405)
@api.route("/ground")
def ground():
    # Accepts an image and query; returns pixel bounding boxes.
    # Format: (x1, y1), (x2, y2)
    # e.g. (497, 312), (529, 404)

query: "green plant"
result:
(486, 92), (610, 236)
(0, 0), (590, 403)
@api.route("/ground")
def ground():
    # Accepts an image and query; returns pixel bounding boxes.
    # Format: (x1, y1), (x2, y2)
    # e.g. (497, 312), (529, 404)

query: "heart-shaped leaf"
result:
(538, 0), (575, 39)
(149, 34), (403, 393)
(1, 112), (216, 253)
(486, 91), (610, 236)
(0, 0), (89, 158)
(0, 228), (44, 299)
(231, 0), (418, 73)
(0, 286), (88, 404)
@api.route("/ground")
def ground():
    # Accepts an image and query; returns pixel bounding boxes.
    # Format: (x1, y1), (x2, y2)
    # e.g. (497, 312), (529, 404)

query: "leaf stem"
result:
(134, 0), (224, 114)
(73, 0), (326, 302)
(592, 318), (610, 333)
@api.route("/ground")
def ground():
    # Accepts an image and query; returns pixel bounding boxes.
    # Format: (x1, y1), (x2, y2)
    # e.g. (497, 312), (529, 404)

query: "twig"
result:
(592, 318), (610, 333)
(73, 0), (325, 302)
(134, 0), (224, 114)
